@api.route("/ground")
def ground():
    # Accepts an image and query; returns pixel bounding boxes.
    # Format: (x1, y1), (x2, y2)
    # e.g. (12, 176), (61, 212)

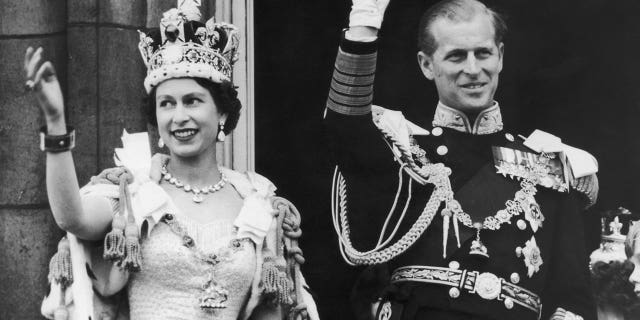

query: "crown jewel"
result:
(590, 208), (634, 267)
(138, 0), (240, 93)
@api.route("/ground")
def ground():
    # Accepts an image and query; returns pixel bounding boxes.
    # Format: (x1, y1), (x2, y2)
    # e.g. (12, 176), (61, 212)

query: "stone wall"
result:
(0, 1), (217, 318)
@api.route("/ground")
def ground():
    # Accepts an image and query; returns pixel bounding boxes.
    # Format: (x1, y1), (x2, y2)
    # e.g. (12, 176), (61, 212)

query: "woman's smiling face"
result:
(155, 78), (226, 159)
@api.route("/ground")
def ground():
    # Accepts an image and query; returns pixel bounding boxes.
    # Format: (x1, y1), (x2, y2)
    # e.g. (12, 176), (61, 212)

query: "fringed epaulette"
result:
(47, 237), (73, 320)
(572, 173), (599, 207)
(92, 167), (143, 272)
(261, 197), (309, 320)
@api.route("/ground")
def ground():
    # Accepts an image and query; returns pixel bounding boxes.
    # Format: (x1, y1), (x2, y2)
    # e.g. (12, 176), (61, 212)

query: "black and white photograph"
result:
(1, 0), (640, 319)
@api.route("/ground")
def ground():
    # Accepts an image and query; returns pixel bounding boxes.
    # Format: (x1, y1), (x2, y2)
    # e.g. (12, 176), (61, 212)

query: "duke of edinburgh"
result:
(325, 0), (599, 319)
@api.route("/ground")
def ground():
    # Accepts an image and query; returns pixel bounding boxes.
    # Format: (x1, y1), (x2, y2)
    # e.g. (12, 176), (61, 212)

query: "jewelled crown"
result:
(590, 208), (633, 267)
(138, 0), (240, 93)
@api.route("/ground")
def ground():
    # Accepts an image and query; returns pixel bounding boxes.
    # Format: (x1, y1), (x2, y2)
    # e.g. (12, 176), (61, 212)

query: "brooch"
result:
(518, 191), (544, 232)
(520, 236), (543, 277)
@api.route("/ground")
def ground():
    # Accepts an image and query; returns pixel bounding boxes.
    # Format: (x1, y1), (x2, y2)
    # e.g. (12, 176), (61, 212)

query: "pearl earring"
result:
(217, 122), (226, 142)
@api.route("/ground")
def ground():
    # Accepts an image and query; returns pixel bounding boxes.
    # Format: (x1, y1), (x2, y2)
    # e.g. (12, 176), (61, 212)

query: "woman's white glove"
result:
(349, 0), (391, 29)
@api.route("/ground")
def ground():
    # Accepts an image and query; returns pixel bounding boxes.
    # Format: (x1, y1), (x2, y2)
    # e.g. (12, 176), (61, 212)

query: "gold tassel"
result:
(103, 213), (126, 261)
(278, 273), (293, 305)
(48, 237), (73, 288)
(262, 256), (280, 294)
(441, 209), (450, 259)
(54, 278), (69, 320)
(262, 256), (293, 305)
(118, 176), (142, 272)
(119, 219), (142, 272)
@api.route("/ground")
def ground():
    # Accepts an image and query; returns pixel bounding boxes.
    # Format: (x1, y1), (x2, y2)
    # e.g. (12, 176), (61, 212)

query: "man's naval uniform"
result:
(324, 36), (599, 320)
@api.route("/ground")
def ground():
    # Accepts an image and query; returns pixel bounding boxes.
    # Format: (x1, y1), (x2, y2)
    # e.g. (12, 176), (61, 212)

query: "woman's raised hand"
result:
(24, 47), (65, 124)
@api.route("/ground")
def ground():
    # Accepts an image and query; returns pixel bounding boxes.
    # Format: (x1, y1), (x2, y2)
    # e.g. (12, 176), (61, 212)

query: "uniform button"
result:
(437, 145), (448, 155)
(517, 219), (527, 230)
(449, 287), (460, 298)
(510, 272), (520, 284)
(505, 133), (515, 142)
(448, 261), (460, 270)
(504, 298), (514, 309)
(432, 127), (443, 136)
(515, 246), (523, 257)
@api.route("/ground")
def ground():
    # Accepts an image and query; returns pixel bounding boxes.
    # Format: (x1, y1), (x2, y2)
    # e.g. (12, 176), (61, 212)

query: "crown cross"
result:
(609, 216), (623, 236)
(137, 0), (240, 93)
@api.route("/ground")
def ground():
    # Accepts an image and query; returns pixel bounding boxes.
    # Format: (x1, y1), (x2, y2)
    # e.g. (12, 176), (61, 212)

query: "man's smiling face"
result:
(418, 13), (504, 112)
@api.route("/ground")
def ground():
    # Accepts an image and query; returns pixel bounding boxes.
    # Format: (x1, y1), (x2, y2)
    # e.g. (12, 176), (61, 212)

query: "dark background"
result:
(255, 0), (640, 318)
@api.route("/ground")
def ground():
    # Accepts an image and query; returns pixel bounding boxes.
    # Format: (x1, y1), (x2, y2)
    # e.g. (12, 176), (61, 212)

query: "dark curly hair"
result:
(145, 78), (242, 136)
(591, 260), (640, 317)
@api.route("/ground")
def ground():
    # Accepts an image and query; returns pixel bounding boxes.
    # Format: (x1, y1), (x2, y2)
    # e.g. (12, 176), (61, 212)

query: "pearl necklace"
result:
(161, 165), (227, 203)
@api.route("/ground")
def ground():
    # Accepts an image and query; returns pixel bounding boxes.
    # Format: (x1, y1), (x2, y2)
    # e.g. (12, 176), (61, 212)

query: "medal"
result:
(199, 272), (229, 309)
(439, 153), (549, 259)
(469, 227), (489, 258)
(521, 236), (543, 277)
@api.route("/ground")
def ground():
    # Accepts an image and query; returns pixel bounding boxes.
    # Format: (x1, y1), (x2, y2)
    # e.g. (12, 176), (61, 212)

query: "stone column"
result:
(67, 0), (99, 183)
(0, 1), (68, 319)
(97, 0), (147, 168)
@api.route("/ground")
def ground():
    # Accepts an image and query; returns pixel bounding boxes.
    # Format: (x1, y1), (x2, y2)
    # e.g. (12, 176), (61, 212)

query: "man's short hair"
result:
(417, 0), (507, 56)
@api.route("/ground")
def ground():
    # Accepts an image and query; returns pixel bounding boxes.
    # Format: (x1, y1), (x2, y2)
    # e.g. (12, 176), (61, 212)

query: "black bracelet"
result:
(39, 126), (75, 153)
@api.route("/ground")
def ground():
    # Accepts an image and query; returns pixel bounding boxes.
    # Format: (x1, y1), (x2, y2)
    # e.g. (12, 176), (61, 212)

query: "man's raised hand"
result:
(350, 0), (391, 30)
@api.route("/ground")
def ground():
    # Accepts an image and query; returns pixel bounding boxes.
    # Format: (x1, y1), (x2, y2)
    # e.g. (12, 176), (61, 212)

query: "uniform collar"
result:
(432, 101), (504, 135)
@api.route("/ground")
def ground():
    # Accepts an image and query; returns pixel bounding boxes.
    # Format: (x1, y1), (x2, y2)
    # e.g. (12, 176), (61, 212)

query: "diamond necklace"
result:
(161, 165), (227, 203)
